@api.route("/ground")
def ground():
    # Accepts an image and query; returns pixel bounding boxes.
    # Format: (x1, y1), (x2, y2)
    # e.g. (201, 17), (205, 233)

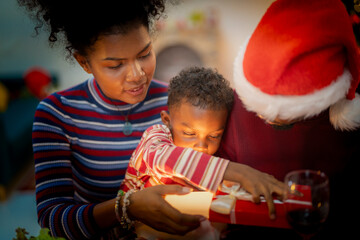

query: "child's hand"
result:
(223, 162), (285, 220)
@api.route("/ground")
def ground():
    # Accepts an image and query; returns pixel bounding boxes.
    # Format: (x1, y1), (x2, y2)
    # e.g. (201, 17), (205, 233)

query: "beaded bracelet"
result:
(114, 189), (136, 230)
(114, 190), (125, 224)
(121, 189), (136, 230)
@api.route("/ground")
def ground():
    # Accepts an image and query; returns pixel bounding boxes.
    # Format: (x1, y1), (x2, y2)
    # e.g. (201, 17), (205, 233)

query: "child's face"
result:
(161, 102), (228, 155)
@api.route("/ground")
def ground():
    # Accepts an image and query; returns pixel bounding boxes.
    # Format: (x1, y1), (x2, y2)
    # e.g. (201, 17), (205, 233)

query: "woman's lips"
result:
(126, 84), (145, 96)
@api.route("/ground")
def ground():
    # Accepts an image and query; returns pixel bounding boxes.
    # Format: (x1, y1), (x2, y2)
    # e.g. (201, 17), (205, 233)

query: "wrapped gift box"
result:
(165, 184), (312, 229)
(209, 195), (290, 228)
(209, 184), (312, 229)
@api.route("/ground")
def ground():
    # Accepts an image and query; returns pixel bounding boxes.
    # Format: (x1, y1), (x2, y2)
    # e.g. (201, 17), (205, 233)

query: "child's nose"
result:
(193, 140), (208, 154)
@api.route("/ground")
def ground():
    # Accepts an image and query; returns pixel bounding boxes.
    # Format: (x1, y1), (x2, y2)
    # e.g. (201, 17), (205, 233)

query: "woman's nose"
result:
(126, 61), (144, 82)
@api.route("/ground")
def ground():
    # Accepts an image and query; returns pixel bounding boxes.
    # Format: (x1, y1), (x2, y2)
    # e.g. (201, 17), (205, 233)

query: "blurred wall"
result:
(0, 0), (274, 90)
(165, 0), (274, 86)
(0, 0), (89, 90)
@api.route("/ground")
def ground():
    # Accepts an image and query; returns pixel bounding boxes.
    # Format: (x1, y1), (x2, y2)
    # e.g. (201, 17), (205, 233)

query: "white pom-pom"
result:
(329, 93), (360, 131)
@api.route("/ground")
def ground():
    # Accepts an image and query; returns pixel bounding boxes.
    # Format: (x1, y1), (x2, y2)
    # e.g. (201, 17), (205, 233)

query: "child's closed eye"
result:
(183, 131), (196, 136)
(209, 134), (221, 139)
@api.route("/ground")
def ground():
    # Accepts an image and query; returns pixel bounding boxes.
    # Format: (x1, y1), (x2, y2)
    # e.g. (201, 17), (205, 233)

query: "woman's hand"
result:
(224, 162), (285, 219)
(127, 185), (205, 235)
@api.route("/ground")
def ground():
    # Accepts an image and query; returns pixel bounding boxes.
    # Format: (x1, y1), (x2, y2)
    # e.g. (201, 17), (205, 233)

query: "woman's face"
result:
(75, 25), (156, 104)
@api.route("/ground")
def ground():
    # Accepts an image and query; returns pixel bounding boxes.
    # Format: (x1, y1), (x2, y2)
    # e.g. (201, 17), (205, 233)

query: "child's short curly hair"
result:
(168, 67), (234, 113)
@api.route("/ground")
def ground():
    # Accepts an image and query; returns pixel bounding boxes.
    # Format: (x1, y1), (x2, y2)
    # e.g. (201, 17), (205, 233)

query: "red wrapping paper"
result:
(209, 186), (312, 228)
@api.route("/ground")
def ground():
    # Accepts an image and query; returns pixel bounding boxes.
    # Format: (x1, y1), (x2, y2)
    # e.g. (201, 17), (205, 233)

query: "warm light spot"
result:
(290, 183), (296, 192)
(165, 191), (214, 218)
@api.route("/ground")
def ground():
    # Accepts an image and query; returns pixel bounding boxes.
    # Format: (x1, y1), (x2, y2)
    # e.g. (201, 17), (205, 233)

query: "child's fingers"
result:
(263, 190), (276, 220)
(271, 182), (286, 201)
(251, 184), (277, 220)
(250, 186), (261, 204)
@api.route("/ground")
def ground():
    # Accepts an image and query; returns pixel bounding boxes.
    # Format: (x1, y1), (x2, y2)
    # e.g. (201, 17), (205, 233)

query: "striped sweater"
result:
(32, 77), (168, 239)
(121, 124), (229, 193)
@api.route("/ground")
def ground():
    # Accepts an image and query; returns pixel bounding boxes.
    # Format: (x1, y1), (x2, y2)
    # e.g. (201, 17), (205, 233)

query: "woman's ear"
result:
(160, 110), (171, 128)
(73, 52), (92, 74)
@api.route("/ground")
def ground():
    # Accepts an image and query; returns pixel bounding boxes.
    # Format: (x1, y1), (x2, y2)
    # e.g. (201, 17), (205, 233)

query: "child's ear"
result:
(160, 110), (171, 128)
(73, 52), (92, 74)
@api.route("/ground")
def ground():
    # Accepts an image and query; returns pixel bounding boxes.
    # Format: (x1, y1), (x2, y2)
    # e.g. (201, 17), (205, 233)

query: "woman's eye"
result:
(140, 51), (151, 59)
(108, 64), (123, 70)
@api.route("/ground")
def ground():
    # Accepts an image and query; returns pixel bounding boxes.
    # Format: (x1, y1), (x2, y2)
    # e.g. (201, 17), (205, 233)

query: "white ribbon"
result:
(210, 181), (253, 215)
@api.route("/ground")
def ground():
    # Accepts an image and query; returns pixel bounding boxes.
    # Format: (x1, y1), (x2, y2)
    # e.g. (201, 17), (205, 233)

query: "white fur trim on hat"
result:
(330, 93), (360, 131)
(233, 37), (352, 125)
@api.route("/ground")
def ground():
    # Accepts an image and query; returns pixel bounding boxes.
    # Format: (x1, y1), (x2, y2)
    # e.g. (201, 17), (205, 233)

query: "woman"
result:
(18, 0), (204, 238)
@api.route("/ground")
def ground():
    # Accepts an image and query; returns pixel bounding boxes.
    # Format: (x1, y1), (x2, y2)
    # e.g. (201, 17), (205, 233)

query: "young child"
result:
(120, 66), (284, 239)
(121, 66), (233, 193)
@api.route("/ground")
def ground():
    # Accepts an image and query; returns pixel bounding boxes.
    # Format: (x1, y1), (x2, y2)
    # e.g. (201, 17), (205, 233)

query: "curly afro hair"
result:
(168, 66), (234, 113)
(17, 0), (168, 58)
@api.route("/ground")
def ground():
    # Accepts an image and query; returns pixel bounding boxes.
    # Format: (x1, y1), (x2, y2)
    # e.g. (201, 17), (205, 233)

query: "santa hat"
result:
(233, 0), (360, 131)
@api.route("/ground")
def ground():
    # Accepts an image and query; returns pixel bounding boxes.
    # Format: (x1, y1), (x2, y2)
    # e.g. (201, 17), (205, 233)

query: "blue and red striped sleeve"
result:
(33, 78), (168, 239)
